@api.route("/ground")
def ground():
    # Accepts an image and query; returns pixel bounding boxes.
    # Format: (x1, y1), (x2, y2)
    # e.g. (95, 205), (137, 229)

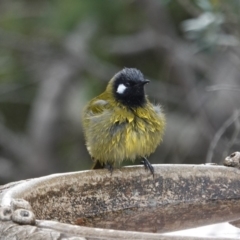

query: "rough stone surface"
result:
(224, 152), (240, 168)
(11, 198), (33, 211)
(0, 221), (78, 240)
(12, 208), (36, 225)
(23, 165), (240, 226)
(1, 164), (240, 239)
(0, 206), (12, 221)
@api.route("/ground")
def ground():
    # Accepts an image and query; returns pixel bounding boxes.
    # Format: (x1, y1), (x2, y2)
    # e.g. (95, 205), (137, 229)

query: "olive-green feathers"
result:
(82, 68), (165, 168)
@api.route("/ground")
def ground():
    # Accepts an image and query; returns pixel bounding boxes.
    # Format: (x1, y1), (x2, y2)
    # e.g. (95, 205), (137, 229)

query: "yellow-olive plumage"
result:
(82, 68), (165, 174)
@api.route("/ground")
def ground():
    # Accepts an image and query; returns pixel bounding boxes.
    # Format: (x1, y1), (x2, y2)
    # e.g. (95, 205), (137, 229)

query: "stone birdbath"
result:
(1, 157), (240, 239)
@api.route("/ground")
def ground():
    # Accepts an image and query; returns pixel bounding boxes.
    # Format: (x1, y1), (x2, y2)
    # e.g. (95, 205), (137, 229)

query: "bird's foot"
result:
(104, 162), (114, 175)
(141, 157), (154, 177)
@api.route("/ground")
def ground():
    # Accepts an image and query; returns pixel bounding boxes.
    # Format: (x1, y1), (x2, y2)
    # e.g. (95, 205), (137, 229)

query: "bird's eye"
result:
(125, 81), (135, 87)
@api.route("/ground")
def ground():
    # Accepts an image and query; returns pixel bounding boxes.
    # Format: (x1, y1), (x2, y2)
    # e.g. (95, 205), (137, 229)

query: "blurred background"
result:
(1, 0), (240, 184)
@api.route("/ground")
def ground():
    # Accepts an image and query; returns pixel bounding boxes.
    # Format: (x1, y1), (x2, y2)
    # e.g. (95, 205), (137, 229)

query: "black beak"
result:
(138, 80), (150, 86)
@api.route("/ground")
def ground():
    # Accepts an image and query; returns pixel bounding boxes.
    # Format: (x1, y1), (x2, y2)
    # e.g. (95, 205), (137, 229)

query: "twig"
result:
(206, 84), (240, 92)
(222, 112), (240, 159)
(103, 29), (161, 55)
(0, 19), (97, 179)
(0, 121), (28, 162)
(206, 109), (240, 163)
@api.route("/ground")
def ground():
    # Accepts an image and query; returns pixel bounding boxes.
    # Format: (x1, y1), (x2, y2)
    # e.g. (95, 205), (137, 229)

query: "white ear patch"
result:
(116, 84), (127, 94)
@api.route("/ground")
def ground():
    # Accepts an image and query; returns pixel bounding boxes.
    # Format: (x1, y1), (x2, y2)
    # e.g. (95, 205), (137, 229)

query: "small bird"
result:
(82, 68), (165, 175)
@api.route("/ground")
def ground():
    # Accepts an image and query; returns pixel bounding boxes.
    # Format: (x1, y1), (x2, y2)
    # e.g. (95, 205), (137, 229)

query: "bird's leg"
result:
(92, 158), (104, 169)
(141, 157), (154, 176)
(104, 161), (114, 174)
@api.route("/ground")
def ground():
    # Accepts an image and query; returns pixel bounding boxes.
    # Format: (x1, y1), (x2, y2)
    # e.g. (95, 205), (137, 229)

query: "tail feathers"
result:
(92, 160), (104, 169)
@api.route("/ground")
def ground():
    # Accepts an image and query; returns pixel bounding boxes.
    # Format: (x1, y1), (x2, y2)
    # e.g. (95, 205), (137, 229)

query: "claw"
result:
(104, 162), (114, 175)
(141, 157), (154, 177)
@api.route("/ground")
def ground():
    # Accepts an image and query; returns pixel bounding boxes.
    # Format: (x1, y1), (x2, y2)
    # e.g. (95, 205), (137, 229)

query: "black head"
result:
(113, 68), (149, 108)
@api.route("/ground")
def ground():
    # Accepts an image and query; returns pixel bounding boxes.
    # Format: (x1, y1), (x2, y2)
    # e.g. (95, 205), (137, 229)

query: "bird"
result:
(82, 68), (165, 176)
